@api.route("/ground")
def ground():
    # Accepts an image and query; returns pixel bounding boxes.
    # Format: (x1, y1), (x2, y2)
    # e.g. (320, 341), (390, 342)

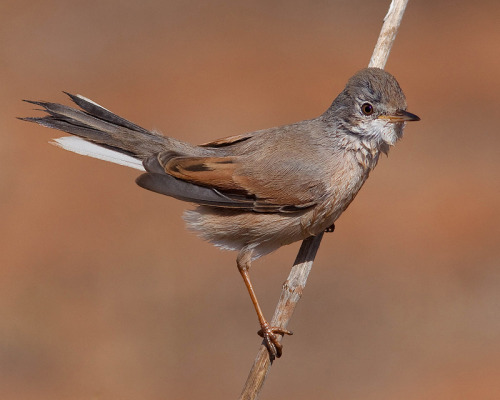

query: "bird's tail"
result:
(21, 93), (173, 170)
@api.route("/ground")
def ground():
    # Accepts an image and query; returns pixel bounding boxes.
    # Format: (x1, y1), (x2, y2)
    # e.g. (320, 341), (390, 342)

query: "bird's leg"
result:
(237, 250), (292, 360)
(325, 223), (335, 233)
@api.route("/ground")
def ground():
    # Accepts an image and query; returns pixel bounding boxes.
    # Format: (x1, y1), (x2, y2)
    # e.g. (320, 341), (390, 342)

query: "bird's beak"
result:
(378, 110), (420, 123)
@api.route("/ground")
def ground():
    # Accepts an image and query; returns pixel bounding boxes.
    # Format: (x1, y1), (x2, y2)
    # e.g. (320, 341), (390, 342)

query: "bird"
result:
(22, 67), (420, 359)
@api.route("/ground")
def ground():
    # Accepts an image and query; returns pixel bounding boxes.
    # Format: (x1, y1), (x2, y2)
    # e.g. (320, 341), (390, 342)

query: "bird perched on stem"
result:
(22, 67), (419, 359)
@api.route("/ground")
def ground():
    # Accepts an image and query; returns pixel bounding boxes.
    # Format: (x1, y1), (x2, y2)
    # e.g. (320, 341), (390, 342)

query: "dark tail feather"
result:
(21, 93), (170, 159)
(63, 92), (150, 134)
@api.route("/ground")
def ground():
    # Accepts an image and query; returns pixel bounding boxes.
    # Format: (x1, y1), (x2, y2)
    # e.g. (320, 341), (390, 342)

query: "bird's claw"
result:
(325, 223), (335, 233)
(257, 323), (293, 359)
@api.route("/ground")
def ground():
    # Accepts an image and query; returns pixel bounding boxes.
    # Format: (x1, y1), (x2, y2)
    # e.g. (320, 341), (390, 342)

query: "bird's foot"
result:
(325, 223), (335, 233)
(257, 322), (293, 360)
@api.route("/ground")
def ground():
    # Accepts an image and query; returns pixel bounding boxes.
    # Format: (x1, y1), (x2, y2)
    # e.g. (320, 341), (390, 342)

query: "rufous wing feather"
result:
(139, 154), (316, 213)
(199, 132), (254, 148)
(165, 156), (246, 193)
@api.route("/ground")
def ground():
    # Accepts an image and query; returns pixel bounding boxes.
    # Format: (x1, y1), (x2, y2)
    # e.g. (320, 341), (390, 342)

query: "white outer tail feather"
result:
(51, 136), (146, 171)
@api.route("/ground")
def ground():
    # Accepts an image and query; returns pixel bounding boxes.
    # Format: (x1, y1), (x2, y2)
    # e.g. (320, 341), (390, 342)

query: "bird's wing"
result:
(136, 153), (317, 213)
(199, 132), (255, 148)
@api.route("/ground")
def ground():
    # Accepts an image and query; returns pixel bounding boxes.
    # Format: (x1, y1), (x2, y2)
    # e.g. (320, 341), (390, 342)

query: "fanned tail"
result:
(20, 93), (171, 167)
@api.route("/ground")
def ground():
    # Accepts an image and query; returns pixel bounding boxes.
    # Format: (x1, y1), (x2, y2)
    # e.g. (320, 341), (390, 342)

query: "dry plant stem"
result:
(239, 233), (324, 400)
(369, 0), (410, 69)
(240, 1), (411, 398)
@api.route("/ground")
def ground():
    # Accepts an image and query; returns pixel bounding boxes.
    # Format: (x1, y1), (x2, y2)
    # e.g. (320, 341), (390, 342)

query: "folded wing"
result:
(137, 154), (316, 213)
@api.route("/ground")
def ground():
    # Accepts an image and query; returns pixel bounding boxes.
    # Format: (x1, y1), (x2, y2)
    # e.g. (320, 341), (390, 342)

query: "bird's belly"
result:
(183, 206), (315, 259)
(182, 170), (368, 260)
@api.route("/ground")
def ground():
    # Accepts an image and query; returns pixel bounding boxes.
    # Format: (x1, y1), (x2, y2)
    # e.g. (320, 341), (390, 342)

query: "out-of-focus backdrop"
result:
(1, 1), (499, 399)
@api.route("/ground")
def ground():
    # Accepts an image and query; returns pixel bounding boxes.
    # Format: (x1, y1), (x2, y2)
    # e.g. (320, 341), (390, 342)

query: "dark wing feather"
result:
(136, 173), (258, 209)
(199, 132), (254, 148)
(139, 154), (315, 213)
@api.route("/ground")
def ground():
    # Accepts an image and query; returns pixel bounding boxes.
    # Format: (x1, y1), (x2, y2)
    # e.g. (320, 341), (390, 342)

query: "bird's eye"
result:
(361, 103), (374, 116)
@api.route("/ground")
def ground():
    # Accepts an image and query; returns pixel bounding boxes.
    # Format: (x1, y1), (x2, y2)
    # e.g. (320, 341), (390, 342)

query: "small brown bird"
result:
(22, 67), (419, 359)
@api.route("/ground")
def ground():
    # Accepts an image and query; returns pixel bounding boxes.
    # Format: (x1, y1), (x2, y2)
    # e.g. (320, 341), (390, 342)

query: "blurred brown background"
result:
(1, 0), (499, 399)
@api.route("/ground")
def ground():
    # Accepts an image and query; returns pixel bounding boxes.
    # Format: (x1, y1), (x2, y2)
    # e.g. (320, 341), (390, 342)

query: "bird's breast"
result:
(300, 154), (370, 236)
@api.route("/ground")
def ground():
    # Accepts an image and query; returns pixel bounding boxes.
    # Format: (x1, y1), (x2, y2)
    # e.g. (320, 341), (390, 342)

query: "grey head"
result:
(324, 67), (420, 150)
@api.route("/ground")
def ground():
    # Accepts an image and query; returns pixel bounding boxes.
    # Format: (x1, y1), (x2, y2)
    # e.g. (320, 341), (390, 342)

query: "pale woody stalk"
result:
(239, 1), (412, 399)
